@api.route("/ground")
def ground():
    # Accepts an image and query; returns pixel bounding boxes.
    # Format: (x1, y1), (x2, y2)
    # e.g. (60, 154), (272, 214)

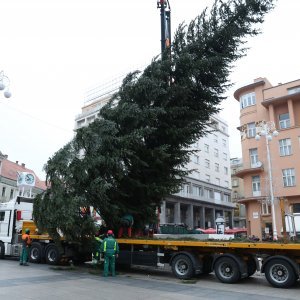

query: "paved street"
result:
(0, 259), (299, 300)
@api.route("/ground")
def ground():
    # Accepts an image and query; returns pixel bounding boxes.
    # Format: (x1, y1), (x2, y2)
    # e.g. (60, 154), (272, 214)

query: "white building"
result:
(161, 114), (235, 229)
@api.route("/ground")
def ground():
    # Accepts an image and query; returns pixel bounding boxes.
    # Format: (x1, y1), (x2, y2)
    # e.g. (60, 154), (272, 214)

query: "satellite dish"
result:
(256, 161), (262, 167)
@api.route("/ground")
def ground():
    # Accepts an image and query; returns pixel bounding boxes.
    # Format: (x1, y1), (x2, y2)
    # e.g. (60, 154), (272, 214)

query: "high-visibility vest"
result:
(22, 234), (31, 246)
(103, 240), (117, 252)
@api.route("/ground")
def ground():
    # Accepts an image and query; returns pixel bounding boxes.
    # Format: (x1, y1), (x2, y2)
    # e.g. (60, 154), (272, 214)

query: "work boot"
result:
(23, 263), (29, 266)
(19, 263), (23, 265)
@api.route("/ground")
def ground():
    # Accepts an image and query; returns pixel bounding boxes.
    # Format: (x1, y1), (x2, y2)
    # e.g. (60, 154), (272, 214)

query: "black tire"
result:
(264, 259), (297, 288)
(214, 257), (241, 283)
(247, 257), (257, 277)
(45, 245), (61, 265)
(0, 242), (5, 259)
(29, 242), (43, 263)
(171, 254), (194, 279)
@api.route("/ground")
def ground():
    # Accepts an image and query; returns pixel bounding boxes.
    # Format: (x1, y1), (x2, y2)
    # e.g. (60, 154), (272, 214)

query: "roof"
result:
(0, 159), (47, 190)
(233, 79), (265, 100)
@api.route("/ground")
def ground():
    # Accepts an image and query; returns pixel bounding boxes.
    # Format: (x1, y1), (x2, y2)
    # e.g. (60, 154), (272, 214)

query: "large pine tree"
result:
(34, 0), (275, 241)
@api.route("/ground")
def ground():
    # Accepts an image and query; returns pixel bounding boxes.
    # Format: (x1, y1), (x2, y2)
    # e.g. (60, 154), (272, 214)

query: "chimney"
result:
(16, 161), (18, 165)
(22, 163), (25, 168)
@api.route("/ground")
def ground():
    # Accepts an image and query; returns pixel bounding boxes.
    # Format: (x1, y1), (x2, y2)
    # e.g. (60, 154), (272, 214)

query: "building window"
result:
(214, 148), (219, 158)
(1, 187), (6, 197)
(223, 153), (228, 161)
(279, 138), (292, 156)
(193, 141), (199, 149)
(262, 201), (271, 215)
(224, 194), (230, 202)
(214, 191), (221, 201)
(216, 178), (220, 185)
(215, 163), (219, 172)
(180, 184), (190, 195)
(192, 154), (199, 164)
(249, 148), (259, 167)
(10, 189), (14, 199)
(293, 204), (300, 213)
(203, 188), (213, 198)
(240, 92), (256, 109)
(204, 144), (209, 153)
(225, 181), (229, 187)
(213, 134), (218, 143)
(282, 168), (295, 187)
(247, 122), (256, 138)
(279, 113), (290, 129)
(287, 86), (300, 95)
(224, 166), (228, 175)
(232, 179), (239, 187)
(205, 159), (210, 168)
(192, 170), (200, 180)
(205, 174), (210, 183)
(222, 139), (226, 147)
(192, 185), (202, 196)
(252, 176), (261, 193)
(0, 211), (5, 221)
(211, 120), (219, 129)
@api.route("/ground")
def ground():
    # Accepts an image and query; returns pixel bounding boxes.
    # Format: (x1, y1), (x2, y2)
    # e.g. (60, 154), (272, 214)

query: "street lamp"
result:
(0, 71), (12, 98)
(255, 121), (279, 240)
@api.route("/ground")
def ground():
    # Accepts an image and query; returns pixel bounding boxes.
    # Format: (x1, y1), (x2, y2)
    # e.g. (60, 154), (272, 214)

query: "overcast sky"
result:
(0, 0), (299, 180)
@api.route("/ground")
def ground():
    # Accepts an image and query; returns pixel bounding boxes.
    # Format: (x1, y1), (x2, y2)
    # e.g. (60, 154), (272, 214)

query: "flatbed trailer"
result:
(116, 238), (300, 288)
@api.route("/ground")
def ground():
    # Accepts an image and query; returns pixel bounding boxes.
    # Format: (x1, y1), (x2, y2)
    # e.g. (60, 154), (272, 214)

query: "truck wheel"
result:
(214, 257), (240, 283)
(45, 245), (61, 265)
(0, 242), (5, 259)
(171, 254), (194, 279)
(247, 257), (257, 277)
(29, 242), (42, 263)
(265, 259), (297, 288)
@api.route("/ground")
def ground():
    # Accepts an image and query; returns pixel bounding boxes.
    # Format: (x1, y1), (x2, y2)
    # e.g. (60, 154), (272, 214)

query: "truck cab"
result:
(0, 196), (34, 258)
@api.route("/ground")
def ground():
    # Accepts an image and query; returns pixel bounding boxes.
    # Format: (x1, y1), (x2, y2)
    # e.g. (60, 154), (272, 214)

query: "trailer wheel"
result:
(0, 242), (5, 259)
(214, 257), (240, 283)
(247, 257), (257, 277)
(171, 254), (194, 279)
(45, 245), (61, 265)
(265, 259), (297, 288)
(29, 242), (42, 263)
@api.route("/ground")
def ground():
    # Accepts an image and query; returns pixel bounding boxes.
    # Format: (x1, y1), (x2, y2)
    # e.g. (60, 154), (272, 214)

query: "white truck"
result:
(0, 196), (33, 259)
(0, 196), (75, 264)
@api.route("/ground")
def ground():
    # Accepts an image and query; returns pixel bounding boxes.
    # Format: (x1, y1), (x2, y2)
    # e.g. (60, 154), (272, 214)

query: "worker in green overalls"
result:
(100, 230), (119, 277)
(93, 232), (103, 264)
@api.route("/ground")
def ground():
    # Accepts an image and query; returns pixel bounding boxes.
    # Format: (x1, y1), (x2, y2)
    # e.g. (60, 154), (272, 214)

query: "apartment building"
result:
(75, 84), (235, 229)
(160, 114), (235, 229)
(234, 77), (300, 239)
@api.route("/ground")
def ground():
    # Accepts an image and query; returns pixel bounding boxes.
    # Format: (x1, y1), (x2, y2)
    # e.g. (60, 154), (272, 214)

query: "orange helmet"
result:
(107, 230), (113, 235)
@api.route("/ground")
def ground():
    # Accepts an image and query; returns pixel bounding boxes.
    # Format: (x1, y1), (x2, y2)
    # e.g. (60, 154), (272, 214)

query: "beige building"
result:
(234, 77), (300, 239)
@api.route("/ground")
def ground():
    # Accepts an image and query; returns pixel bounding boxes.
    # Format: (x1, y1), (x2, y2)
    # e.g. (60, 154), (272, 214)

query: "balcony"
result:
(235, 161), (264, 179)
(174, 191), (236, 208)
